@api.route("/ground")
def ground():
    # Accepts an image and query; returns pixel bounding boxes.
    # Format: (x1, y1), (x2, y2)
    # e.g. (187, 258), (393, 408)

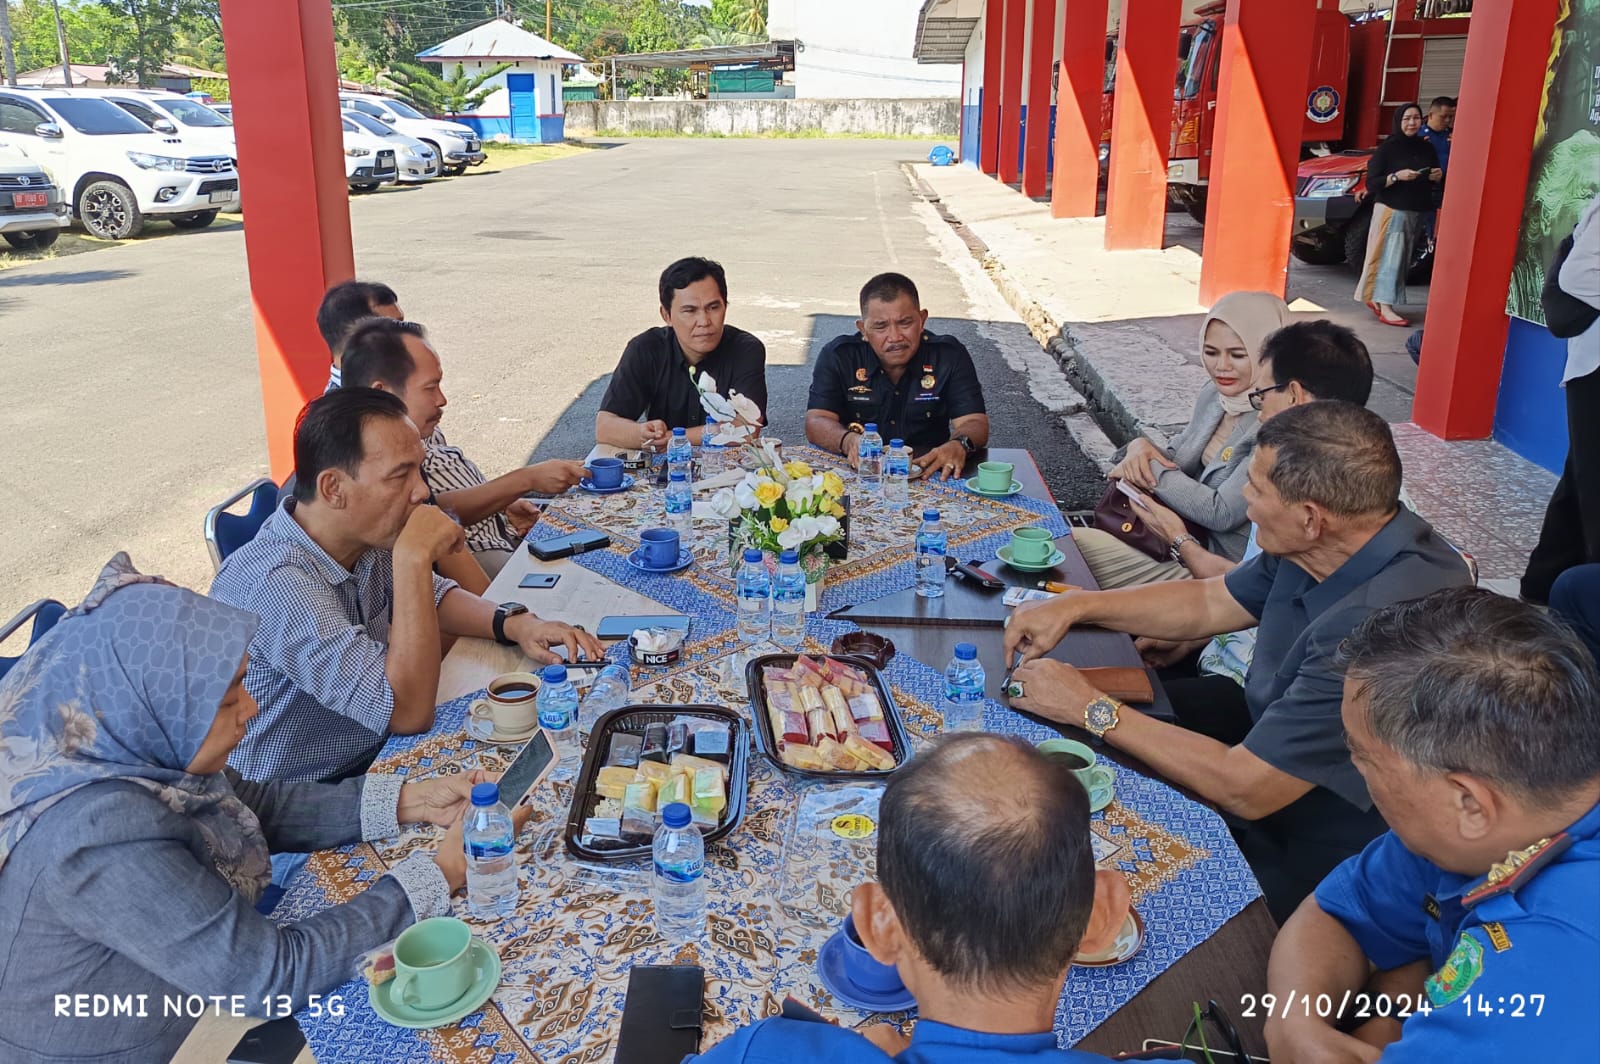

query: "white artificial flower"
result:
(709, 489), (739, 520)
(815, 514), (841, 538)
(784, 477), (815, 510)
(733, 478), (760, 510)
(728, 389), (762, 425)
(776, 522), (806, 551)
(697, 370), (719, 395)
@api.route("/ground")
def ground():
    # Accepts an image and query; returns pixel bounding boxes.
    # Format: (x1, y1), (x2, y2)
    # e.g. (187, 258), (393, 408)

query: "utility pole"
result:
(0, 0), (19, 87)
(546, 0), (551, 39)
(50, 0), (73, 88)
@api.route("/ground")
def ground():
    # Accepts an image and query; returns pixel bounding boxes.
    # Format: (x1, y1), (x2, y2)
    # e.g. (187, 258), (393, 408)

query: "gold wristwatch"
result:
(1084, 696), (1121, 739)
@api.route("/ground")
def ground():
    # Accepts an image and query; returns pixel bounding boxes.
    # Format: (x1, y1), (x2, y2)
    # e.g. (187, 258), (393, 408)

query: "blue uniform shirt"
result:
(1315, 800), (1600, 1058)
(686, 1018), (1111, 1064)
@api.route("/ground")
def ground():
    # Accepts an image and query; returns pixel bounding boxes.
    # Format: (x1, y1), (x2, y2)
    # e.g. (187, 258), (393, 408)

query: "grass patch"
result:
(590, 128), (946, 140)
(476, 141), (592, 172)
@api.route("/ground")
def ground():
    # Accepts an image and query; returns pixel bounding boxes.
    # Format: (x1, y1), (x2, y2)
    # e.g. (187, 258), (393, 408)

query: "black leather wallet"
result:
(614, 964), (705, 1064)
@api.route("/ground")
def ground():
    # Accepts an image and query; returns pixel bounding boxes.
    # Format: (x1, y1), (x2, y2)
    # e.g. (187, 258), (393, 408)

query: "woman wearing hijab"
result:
(0, 556), (494, 1064)
(1078, 291), (1293, 588)
(1355, 102), (1442, 326)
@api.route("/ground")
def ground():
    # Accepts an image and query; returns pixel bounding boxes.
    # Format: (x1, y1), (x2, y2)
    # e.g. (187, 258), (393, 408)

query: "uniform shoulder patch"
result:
(1425, 932), (1486, 1007)
(1482, 921), (1512, 952)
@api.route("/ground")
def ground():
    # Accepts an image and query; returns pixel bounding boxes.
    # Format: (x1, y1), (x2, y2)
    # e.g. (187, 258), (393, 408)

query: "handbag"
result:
(1541, 233), (1600, 339)
(1092, 481), (1208, 563)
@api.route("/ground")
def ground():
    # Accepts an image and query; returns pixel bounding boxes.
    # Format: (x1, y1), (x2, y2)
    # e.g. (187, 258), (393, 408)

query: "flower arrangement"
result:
(710, 439), (847, 557)
(694, 369), (762, 445)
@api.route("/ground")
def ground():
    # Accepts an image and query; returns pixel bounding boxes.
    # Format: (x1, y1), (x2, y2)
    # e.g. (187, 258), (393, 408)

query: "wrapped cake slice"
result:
(847, 693), (884, 723)
(817, 736), (869, 771)
(842, 734), (897, 772)
(856, 719), (892, 750)
(595, 765), (638, 801)
(779, 742), (830, 771)
(821, 685), (858, 737)
(807, 706), (837, 744)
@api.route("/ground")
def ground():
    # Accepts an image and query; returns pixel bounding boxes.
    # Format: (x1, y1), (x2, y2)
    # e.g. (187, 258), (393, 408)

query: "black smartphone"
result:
(496, 728), (556, 808)
(529, 529), (611, 561)
(227, 1017), (306, 1064)
(614, 965), (704, 1064)
(518, 572), (561, 589)
(596, 614), (691, 640)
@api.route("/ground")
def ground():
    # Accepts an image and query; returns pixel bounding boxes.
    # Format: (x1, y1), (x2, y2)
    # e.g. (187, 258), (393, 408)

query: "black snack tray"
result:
(745, 653), (912, 782)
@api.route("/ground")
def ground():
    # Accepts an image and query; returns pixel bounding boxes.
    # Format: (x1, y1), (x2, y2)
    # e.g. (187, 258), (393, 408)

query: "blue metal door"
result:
(508, 73), (536, 141)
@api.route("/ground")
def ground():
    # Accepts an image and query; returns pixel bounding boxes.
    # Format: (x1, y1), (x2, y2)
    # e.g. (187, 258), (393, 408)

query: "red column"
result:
(980, 0), (1005, 174)
(1021, 0), (1057, 197)
(1104, 0), (1181, 249)
(1197, 0), (1318, 303)
(1051, 0), (1109, 218)
(998, 0), (1027, 185)
(218, 0), (353, 480)
(1413, 0), (1560, 439)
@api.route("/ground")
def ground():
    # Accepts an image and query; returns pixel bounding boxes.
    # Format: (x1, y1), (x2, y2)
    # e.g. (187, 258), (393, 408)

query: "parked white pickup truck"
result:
(0, 142), (70, 250)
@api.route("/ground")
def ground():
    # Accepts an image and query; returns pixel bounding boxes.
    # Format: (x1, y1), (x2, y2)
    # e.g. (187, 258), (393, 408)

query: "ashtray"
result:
(830, 632), (895, 670)
(629, 630), (684, 666)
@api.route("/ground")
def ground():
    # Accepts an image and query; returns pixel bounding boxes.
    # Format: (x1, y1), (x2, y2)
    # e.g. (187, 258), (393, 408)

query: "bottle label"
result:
(467, 838), (513, 859)
(539, 706), (571, 728)
(655, 857), (705, 883)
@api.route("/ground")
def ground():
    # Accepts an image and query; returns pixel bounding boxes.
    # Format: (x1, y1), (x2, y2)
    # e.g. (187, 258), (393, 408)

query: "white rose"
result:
(733, 478), (760, 509)
(709, 489), (739, 520)
(784, 479), (815, 510)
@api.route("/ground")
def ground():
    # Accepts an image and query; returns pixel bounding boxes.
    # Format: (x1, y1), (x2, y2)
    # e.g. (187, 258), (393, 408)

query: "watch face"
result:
(499, 603), (529, 616)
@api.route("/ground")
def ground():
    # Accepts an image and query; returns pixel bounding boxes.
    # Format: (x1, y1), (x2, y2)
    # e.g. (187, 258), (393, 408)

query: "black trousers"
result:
(1524, 367), (1600, 603)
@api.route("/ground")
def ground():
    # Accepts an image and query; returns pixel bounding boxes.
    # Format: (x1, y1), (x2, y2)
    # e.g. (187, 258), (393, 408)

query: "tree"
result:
(384, 60), (510, 116)
(690, 26), (758, 49)
(96, 0), (206, 86)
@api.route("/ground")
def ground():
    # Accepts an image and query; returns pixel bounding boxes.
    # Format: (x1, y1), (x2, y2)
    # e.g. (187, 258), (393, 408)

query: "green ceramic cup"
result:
(391, 917), (475, 1012)
(976, 461), (1015, 492)
(1038, 739), (1113, 805)
(1010, 527), (1056, 564)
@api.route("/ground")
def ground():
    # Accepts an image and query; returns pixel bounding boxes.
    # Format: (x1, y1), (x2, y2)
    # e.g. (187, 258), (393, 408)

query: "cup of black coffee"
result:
(837, 913), (904, 994)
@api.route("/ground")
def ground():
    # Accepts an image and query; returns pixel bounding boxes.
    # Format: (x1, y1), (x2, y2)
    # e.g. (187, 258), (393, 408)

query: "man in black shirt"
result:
(805, 273), (989, 480)
(595, 257), (768, 453)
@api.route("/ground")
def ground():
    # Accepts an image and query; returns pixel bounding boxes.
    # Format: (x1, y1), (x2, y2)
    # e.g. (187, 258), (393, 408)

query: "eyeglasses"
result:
(1178, 999), (1250, 1062)
(1246, 383), (1289, 411)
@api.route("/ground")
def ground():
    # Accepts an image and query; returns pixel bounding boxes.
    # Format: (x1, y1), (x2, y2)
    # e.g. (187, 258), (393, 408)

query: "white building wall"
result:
(458, 58), (565, 116)
(768, 0), (962, 99)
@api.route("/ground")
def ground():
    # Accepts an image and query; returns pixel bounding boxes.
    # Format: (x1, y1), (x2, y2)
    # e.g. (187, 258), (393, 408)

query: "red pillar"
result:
(998, 0), (1027, 185)
(1051, 0), (1109, 218)
(980, 0), (1005, 174)
(1413, 0), (1560, 439)
(218, 0), (353, 481)
(1021, 0), (1057, 198)
(1104, 0), (1181, 250)
(1197, 0), (1318, 303)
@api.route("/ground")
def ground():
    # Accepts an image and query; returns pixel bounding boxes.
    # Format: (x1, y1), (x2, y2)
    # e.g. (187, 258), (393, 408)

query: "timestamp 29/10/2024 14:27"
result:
(1238, 991), (1547, 1021)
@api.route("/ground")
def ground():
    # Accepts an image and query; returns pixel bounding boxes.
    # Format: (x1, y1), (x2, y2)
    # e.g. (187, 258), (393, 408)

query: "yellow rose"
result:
(821, 471), (846, 498)
(826, 501), (846, 518)
(770, 516), (790, 532)
(754, 478), (784, 508)
(784, 460), (813, 479)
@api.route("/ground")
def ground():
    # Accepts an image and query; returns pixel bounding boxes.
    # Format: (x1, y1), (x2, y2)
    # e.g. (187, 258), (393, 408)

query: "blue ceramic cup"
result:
(588, 456), (625, 489)
(639, 528), (680, 569)
(839, 913), (905, 994)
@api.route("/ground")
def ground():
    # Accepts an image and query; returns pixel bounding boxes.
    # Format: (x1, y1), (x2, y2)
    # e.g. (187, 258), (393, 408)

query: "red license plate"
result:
(11, 192), (48, 208)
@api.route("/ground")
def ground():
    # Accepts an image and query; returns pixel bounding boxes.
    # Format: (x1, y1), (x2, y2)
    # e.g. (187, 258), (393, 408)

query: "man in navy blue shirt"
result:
(1265, 589), (1600, 1061)
(686, 734), (1127, 1063)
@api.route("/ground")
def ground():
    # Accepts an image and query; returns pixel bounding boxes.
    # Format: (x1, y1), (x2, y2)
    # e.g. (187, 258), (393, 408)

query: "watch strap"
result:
(492, 603), (527, 647)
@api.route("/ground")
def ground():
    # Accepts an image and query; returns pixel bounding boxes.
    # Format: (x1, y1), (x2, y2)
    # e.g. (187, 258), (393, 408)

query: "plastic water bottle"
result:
(652, 802), (706, 942)
(665, 470), (693, 545)
(464, 782), (519, 919)
(942, 643), (986, 733)
(915, 509), (947, 598)
(858, 423), (884, 494)
(666, 426), (692, 480)
(736, 547), (772, 645)
(576, 663), (630, 734)
(701, 415), (725, 477)
(884, 438), (911, 506)
(772, 548), (806, 647)
(536, 664), (579, 773)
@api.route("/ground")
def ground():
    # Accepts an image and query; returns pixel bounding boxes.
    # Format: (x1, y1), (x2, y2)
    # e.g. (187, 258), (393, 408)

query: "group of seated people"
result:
(0, 260), (1594, 1062)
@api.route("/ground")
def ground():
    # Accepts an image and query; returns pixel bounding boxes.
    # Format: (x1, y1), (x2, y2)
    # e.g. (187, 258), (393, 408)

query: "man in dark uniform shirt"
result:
(595, 257), (768, 453)
(805, 273), (990, 480)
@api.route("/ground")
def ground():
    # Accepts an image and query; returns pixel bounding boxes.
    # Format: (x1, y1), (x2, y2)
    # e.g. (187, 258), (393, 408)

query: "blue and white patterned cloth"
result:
(210, 499), (457, 782)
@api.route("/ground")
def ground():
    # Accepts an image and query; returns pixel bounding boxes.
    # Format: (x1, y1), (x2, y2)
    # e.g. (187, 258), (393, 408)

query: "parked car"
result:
(0, 141), (70, 250)
(338, 92), (484, 175)
(95, 89), (237, 161)
(342, 110), (439, 182)
(0, 88), (240, 239)
(340, 119), (398, 192)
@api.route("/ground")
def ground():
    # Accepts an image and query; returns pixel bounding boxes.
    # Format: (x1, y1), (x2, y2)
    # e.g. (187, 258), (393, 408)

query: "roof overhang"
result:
(913, 0), (984, 64)
(606, 40), (796, 72)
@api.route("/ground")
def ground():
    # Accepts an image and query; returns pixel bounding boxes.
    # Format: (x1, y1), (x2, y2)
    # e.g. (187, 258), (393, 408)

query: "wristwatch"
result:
(1084, 696), (1122, 739)
(1168, 533), (1199, 564)
(492, 602), (529, 646)
(952, 434), (977, 455)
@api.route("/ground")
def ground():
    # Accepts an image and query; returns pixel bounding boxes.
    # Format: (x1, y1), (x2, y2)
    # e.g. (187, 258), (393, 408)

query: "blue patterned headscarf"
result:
(0, 554), (272, 900)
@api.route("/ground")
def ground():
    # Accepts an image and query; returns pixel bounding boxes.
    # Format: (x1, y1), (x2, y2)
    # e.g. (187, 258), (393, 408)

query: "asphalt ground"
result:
(0, 138), (1104, 615)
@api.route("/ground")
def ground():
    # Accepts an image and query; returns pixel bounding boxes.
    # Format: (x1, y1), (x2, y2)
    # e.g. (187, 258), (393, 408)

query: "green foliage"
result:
(383, 59), (510, 116)
(5, 0), (219, 84)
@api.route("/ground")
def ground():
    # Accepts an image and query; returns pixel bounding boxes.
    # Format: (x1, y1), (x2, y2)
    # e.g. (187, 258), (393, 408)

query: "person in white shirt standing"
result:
(1523, 192), (1600, 604)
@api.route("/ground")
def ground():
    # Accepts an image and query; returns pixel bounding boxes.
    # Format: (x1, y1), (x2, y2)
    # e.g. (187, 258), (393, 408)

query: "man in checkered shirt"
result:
(211, 388), (602, 782)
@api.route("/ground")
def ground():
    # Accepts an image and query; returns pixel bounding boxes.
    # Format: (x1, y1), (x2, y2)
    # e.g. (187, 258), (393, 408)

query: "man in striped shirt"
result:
(340, 317), (587, 577)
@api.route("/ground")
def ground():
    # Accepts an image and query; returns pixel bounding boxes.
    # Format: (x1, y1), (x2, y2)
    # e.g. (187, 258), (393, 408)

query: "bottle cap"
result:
(955, 642), (977, 660)
(669, 470), (688, 482)
(470, 782), (500, 807)
(661, 802), (692, 829)
(890, 438), (904, 448)
(542, 664), (567, 685)
(923, 509), (940, 521)
(743, 548), (764, 563)
(864, 422), (877, 433)
(672, 427), (686, 436)
(780, 549), (799, 564)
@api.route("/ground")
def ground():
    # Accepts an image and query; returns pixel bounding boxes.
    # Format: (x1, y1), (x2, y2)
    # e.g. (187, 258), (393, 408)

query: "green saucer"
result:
(996, 544), (1067, 572)
(964, 476), (1023, 498)
(370, 938), (501, 1029)
(1081, 764), (1115, 813)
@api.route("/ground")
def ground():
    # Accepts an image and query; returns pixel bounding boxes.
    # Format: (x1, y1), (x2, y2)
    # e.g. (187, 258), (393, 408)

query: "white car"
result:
(338, 92), (484, 175)
(0, 142), (70, 250)
(342, 111), (438, 182)
(96, 90), (237, 161)
(0, 87), (240, 239)
(340, 120), (397, 192)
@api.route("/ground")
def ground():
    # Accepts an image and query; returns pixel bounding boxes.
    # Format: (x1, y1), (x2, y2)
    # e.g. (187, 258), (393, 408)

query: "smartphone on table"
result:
(529, 529), (611, 561)
(595, 614), (691, 640)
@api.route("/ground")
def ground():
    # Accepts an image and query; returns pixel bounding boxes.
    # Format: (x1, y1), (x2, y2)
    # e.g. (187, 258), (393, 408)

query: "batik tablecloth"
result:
(278, 447), (1261, 1061)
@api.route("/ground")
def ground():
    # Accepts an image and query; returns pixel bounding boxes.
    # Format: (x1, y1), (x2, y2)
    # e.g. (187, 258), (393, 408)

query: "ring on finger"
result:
(1006, 680), (1025, 700)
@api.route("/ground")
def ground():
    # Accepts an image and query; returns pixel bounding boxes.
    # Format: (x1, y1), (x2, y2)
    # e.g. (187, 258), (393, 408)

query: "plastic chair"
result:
(0, 599), (68, 682)
(204, 478), (279, 570)
(927, 145), (956, 167)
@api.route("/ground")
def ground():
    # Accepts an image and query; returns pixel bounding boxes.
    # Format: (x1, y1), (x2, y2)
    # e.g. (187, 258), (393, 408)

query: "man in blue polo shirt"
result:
(687, 734), (1127, 1063)
(1264, 589), (1599, 1061)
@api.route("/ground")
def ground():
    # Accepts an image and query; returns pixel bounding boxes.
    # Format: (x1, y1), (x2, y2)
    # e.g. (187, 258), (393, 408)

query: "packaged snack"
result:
(640, 722), (669, 763)
(583, 817), (623, 839)
(596, 765), (637, 800)
(623, 780), (658, 813)
(666, 721), (689, 759)
(692, 724), (732, 763)
(605, 733), (643, 768)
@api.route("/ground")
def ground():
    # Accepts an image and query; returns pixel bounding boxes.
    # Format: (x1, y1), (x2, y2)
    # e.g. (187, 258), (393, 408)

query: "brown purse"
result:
(1091, 481), (1208, 562)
